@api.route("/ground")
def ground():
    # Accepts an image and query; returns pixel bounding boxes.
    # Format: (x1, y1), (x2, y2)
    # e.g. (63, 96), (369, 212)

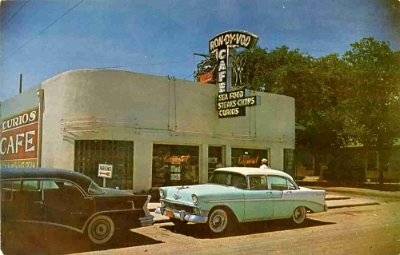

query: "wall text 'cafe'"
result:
(1, 108), (39, 161)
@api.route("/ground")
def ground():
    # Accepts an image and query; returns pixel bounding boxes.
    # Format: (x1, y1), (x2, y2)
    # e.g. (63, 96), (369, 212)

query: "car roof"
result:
(214, 167), (293, 179)
(0, 168), (92, 189)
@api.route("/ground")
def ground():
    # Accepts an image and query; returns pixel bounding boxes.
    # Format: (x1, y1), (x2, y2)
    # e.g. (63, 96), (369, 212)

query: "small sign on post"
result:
(98, 163), (113, 187)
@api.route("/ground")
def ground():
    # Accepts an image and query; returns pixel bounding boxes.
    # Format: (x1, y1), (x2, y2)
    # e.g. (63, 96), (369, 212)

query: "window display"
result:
(284, 148), (295, 176)
(231, 148), (269, 167)
(152, 145), (199, 187)
(208, 146), (223, 179)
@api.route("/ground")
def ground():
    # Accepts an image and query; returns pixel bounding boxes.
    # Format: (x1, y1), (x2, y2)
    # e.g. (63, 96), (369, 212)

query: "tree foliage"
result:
(342, 37), (400, 149)
(239, 46), (351, 152)
(194, 37), (400, 181)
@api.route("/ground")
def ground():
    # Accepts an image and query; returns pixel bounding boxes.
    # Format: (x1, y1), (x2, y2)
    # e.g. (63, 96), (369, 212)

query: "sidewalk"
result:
(324, 193), (379, 209)
(148, 188), (393, 223)
(322, 186), (400, 199)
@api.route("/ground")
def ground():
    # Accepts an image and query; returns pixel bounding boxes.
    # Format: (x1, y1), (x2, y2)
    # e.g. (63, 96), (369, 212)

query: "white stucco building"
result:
(0, 69), (295, 193)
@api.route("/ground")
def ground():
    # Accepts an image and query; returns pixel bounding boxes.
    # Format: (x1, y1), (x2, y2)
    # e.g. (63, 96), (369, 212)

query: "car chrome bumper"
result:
(155, 207), (208, 223)
(139, 215), (155, 227)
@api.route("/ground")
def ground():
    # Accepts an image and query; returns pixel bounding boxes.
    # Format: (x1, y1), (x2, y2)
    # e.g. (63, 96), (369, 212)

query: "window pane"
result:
(152, 144), (199, 187)
(42, 180), (59, 190)
(288, 180), (297, 190)
(22, 180), (40, 191)
(249, 176), (268, 190)
(269, 176), (288, 190)
(284, 149), (295, 176)
(209, 172), (230, 185)
(88, 181), (105, 195)
(232, 148), (269, 167)
(231, 174), (247, 189)
(208, 146), (223, 179)
(74, 140), (133, 189)
(1, 181), (14, 201)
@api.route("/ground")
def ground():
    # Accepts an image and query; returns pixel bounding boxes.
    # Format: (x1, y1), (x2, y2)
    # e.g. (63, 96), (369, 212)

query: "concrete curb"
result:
(325, 194), (350, 200)
(320, 187), (400, 199)
(327, 201), (380, 209)
(326, 197), (380, 209)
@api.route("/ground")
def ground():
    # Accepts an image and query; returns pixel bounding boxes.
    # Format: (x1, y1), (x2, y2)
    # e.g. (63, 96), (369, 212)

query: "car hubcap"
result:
(88, 215), (115, 244)
(294, 209), (301, 219)
(293, 207), (305, 223)
(92, 219), (111, 239)
(212, 215), (223, 227)
(210, 209), (227, 233)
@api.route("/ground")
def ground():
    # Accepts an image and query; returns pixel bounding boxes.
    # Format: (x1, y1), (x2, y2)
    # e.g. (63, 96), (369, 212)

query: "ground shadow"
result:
(161, 218), (335, 239)
(1, 224), (162, 255)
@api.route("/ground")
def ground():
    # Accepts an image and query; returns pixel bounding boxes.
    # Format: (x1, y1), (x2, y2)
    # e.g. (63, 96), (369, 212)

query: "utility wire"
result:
(183, 73), (194, 80)
(38, 0), (83, 36)
(4, 0), (84, 61)
(2, 0), (30, 27)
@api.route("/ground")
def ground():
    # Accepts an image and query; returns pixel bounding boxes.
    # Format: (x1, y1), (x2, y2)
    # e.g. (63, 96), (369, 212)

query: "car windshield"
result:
(88, 181), (105, 195)
(209, 171), (247, 189)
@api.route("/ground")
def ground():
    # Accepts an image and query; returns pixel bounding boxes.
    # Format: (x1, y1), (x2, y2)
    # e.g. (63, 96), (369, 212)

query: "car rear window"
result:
(269, 175), (298, 190)
(88, 181), (105, 195)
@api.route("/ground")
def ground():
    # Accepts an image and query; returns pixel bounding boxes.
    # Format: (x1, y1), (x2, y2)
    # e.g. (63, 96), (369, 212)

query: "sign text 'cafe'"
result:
(0, 108), (39, 168)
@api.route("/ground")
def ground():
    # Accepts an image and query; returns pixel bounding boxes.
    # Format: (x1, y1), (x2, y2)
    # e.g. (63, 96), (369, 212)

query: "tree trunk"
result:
(377, 150), (384, 185)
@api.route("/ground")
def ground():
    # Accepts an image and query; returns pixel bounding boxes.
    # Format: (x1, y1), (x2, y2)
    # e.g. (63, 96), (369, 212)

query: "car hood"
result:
(162, 184), (241, 205)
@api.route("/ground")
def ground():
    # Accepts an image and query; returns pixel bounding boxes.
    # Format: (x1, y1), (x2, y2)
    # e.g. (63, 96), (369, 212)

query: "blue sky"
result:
(1, 0), (399, 101)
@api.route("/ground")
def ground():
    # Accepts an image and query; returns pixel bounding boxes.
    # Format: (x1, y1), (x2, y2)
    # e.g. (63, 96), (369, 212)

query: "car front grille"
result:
(163, 201), (194, 214)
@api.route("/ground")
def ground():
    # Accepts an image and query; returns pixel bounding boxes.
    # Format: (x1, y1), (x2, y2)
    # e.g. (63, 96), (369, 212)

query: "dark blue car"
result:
(1, 168), (154, 245)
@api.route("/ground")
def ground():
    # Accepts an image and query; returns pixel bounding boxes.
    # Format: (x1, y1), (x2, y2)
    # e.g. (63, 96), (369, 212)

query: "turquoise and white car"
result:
(155, 167), (327, 235)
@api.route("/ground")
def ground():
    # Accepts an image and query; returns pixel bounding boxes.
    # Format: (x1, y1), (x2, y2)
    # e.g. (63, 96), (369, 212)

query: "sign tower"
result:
(209, 30), (260, 118)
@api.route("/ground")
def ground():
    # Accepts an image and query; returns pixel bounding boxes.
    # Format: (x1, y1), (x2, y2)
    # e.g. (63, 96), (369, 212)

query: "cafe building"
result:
(0, 69), (295, 193)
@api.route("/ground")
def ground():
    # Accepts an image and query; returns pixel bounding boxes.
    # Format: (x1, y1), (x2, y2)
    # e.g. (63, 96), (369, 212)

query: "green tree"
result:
(343, 37), (400, 184)
(241, 47), (348, 152)
(193, 38), (399, 183)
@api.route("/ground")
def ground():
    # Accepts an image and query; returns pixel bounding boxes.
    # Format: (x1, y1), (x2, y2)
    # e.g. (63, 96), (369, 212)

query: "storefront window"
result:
(74, 140), (133, 190)
(284, 149), (295, 176)
(208, 146), (223, 179)
(152, 145), (199, 187)
(231, 148), (269, 168)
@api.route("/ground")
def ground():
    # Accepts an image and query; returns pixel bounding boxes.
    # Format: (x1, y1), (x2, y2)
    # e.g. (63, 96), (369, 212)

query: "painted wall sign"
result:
(0, 108), (39, 168)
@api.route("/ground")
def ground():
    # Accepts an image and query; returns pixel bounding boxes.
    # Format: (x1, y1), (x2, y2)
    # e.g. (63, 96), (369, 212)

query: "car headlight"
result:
(160, 189), (166, 199)
(192, 194), (199, 205)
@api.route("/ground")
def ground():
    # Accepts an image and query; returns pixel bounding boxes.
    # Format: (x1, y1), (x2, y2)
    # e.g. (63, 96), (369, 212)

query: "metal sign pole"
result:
(226, 46), (232, 92)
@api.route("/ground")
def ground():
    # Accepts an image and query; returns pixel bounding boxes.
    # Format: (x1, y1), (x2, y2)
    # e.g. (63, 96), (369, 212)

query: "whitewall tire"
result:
(207, 208), (231, 234)
(87, 215), (115, 245)
(292, 206), (306, 224)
